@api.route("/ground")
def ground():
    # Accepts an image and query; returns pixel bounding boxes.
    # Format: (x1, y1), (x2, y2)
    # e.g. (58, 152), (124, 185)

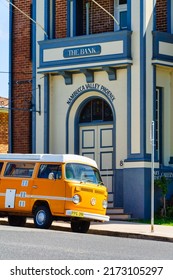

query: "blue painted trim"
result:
(45, 0), (56, 39)
(139, 0), (146, 159)
(153, 0), (157, 31)
(154, 87), (163, 164)
(67, 0), (76, 37)
(153, 65), (157, 161)
(9, 1), (13, 152)
(67, 0), (70, 37)
(167, 0), (171, 33)
(127, 0), (131, 30)
(32, 0), (37, 153)
(127, 65), (131, 158)
(32, 1), (37, 152)
(81, 152), (95, 160)
(38, 31), (132, 69)
(152, 61), (173, 68)
(73, 0), (77, 36)
(37, 61), (132, 74)
(44, 0), (49, 40)
(100, 128), (113, 148)
(153, 31), (173, 63)
(100, 151), (113, 171)
(44, 75), (49, 153)
(81, 129), (95, 149)
(66, 93), (116, 154)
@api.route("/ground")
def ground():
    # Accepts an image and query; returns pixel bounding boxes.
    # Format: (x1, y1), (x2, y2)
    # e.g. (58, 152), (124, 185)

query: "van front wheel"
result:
(8, 215), (26, 227)
(71, 220), (90, 233)
(34, 206), (52, 229)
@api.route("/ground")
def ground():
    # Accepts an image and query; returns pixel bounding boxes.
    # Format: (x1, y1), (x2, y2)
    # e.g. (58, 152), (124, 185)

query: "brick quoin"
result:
(156, 0), (167, 32)
(0, 112), (8, 153)
(11, 0), (32, 153)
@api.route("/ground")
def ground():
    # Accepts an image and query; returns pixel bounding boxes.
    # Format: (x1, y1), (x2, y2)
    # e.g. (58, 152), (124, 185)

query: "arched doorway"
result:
(78, 97), (115, 202)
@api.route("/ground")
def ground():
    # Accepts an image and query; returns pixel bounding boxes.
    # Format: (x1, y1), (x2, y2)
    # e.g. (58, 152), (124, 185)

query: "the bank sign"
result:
(63, 45), (101, 58)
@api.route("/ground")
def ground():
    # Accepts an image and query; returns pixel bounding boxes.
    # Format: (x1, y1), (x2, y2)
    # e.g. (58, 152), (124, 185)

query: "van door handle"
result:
(32, 185), (38, 189)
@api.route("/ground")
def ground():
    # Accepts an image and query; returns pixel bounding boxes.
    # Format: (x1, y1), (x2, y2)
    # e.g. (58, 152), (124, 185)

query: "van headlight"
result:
(102, 200), (108, 209)
(72, 194), (80, 204)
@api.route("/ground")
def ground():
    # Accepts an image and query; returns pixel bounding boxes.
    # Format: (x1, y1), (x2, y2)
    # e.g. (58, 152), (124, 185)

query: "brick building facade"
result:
(9, 0), (173, 219)
(9, 0), (170, 154)
(0, 97), (8, 153)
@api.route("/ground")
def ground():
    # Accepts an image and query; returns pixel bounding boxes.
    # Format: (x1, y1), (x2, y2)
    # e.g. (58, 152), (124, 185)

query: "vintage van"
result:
(0, 154), (109, 233)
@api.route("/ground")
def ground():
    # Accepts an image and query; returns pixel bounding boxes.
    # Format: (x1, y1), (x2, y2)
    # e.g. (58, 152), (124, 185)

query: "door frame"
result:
(74, 96), (116, 203)
(74, 96), (116, 156)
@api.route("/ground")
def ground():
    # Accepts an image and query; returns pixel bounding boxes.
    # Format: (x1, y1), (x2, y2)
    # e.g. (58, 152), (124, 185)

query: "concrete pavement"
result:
(1, 218), (173, 242)
(55, 220), (173, 242)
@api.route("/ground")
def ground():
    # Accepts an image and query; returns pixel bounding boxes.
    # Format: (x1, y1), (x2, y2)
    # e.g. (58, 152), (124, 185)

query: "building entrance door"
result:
(79, 123), (114, 201)
(78, 98), (114, 202)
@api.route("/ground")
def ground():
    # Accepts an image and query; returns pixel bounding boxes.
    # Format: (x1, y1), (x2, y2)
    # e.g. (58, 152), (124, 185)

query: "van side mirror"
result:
(48, 172), (55, 180)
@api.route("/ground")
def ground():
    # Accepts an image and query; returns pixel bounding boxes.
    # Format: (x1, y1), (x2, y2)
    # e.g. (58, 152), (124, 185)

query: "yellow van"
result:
(0, 154), (109, 233)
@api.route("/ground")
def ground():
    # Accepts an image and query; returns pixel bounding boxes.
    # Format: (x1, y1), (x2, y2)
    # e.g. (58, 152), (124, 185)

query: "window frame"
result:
(4, 162), (35, 178)
(114, 0), (127, 31)
(37, 164), (62, 179)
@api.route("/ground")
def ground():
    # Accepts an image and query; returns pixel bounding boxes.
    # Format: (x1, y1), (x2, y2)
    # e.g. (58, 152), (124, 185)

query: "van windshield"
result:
(65, 163), (103, 185)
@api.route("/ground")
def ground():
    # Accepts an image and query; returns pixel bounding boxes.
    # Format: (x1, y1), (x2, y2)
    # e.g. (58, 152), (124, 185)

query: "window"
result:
(69, 0), (84, 37)
(4, 162), (35, 178)
(47, 0), (55, 39)
(0, 162), (3, 174)
(65, 163), (103, 184)
(38, 164), (62, 179)
(79, 99), (113, 123)
(114, 0), (127, 31)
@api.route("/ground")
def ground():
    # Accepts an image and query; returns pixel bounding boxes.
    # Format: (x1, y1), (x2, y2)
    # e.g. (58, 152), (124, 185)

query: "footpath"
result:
(55, 220), (173, 242)
(1, 218), (173, 242)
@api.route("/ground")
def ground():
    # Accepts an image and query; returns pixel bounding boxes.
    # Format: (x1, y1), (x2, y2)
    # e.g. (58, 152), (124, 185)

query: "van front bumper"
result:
(66, 210), (110, 222)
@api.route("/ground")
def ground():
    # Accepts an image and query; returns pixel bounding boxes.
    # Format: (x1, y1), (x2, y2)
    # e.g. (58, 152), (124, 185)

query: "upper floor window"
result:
(47, 0), (55, 39)
(68, 0), (119, 37)
(114, 0), (127, 31)
(69, 0), (84, 37)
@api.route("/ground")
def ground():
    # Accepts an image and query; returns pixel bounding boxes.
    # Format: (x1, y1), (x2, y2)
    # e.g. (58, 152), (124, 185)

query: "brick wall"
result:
(11, 0), (32, 153)
(156, 0), (167, 32)
(87, 0), (114, 34)
(0, 109), (8, 153)
(55, 0), (67, 38)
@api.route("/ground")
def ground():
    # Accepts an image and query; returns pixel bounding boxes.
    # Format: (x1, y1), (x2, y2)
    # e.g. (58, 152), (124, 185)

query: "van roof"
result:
(0, 153), (98, 168)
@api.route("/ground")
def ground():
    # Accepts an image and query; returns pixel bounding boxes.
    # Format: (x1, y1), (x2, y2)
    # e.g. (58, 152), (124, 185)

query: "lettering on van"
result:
(67, 83), (115, 105)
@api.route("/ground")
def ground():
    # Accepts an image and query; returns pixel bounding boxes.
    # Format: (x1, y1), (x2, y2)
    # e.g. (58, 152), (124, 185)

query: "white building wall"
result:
(49, 69), (127, 168)
(157, 67), (172, 166)
(130, 0), (141, 154)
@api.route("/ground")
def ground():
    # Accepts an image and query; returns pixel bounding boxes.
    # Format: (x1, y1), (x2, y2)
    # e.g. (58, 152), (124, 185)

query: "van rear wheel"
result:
(34, 205), (52, 229)
(71, 220), (90, 233)
(8, 215), (26, 227)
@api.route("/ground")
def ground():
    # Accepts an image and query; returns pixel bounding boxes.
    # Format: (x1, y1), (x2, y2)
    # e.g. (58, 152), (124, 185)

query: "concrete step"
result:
(106, 208), (124, 214)
(106, 207), (131, 221)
